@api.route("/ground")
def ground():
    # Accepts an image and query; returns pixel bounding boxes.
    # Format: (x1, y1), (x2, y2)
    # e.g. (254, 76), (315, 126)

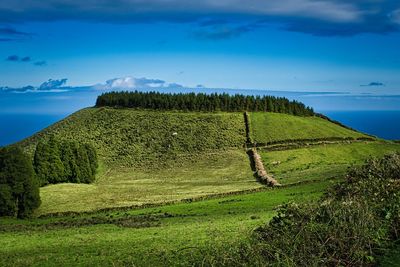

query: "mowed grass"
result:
(37, 149), (260, 215)
(261, 142), (400, 184)
(0, 179), (331, 267)
(19, 108), (246, 167)
(249, 112), (368, 144)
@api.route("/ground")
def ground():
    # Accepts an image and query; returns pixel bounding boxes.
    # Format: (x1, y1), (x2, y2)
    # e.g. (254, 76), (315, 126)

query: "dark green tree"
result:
(34, 139), (98, 185)
(34, 137), (65, 185)
(0, 146), (41, 218)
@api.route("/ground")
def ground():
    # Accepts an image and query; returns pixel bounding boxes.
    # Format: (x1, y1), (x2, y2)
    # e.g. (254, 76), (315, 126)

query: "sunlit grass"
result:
(37, 149), (259, 215)
(250, 112), (367, 143)
(261, 142), (400, 184)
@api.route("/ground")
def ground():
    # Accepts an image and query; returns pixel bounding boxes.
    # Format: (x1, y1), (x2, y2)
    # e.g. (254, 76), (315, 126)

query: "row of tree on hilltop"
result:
(95, 91), (315, 116)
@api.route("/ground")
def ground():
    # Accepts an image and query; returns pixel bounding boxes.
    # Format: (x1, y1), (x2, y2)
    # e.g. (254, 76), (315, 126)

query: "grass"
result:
(3, 108), (400, 266)
(19, 108), (246, 167)
(260, 142), (400, 184)
(36, 149), (259, 215)
(0, 179), (331, 267)
(249, 112), (368, 144)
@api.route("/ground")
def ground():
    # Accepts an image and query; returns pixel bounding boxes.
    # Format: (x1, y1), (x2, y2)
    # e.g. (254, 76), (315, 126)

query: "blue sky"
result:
(1, 0), (400, 108)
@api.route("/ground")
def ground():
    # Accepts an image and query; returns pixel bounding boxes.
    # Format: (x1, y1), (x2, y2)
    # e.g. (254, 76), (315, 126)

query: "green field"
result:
(0, 180), (330, 267)
(37, 149), (259, 215)
(3, 108), (400, 266)
(249, 112), (368, 144)
(261, 142), (400, 184)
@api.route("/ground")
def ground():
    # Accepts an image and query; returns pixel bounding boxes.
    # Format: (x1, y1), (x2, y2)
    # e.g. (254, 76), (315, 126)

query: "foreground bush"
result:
(0, 147), (41, 218)
(253, 153), (400, 266)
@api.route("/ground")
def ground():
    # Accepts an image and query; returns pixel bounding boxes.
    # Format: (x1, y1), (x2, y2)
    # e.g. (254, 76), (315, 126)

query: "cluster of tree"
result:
(34, 137), (98, 186)
(95, 91), (315, 116)
(0, 147), (41, 218)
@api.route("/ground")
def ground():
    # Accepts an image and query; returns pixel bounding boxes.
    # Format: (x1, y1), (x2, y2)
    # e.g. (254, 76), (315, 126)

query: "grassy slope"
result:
(19, 107), (246, 167)
(0, 180), (330, 267)
(17, 108), (254, 215)
(250, 112), (368, 144)
(38, 149), (259, 215)
(261, 142), (400, 184)
(3, 108), (400, 265)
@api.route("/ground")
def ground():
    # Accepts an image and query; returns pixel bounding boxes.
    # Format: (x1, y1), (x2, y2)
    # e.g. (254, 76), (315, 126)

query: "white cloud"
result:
(105, 77), (136, 89)
(39, 78), (67, 90)
(96, 76), (186, 90)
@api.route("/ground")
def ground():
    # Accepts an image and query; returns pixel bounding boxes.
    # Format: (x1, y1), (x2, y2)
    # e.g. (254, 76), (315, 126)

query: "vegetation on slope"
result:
(261, 142), (400, 184)
(96, 91), (314, 115)
(249, 112), (370, 144)
(249, 153), (400, 266)
(19, 108), (246, 167)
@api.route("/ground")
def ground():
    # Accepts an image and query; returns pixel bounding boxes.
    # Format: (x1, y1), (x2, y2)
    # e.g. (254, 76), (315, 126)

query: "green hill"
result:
(249, 112), (370, 144)
(15, 107), (394, 215)
(20, 107), (246, 167)
(3, 104), (400, 266)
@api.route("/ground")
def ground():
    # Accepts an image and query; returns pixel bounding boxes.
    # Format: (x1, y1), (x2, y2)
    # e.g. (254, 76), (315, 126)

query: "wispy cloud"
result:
(0, 26), (32, 41)
(39, 79), (68, 90)
(0, 27), (31, 36)
(1, 79), (69, 93)
(0, 1), (398, 37)
(95, 76), (185, 90)
(5, 55), (46, 66)
(6, 55), (20, 61)
(21, 56), (31, 62)
(193, 23), (255, 40)
(1, 76), (192, 94)
(361, 82), (386, 87)
(34, 60), (47, 66)
(0, 38), (13, 42)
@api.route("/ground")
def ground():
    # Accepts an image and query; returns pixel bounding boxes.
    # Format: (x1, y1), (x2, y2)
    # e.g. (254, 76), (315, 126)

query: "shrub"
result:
(251, 153), (400, 266)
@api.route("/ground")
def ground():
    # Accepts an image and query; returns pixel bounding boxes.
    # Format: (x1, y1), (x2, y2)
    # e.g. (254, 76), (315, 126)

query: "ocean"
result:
(1, 110), (399, 147)
(324, 110), (400, 140)
(0, 114), (66, 147)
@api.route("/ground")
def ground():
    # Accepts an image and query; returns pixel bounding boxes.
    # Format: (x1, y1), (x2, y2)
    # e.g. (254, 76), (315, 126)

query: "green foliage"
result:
(251, 153), (400, 266)
(0, 146), (40, 218)
(34, 138), (97, 185)
(250, 112), (369, 144)
(20, 108), (246, 167)
(95, 91), (315, 115)
(34, 137), (65, 185)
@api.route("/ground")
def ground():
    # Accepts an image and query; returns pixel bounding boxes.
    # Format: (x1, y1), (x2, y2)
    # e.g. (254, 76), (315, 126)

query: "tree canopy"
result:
(95, 91), (315, 116)
(0, 146), (41, 218)
(34, 138), (98, 186)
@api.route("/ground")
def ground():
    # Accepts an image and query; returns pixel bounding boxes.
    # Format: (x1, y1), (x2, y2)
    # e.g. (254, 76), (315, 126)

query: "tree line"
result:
(0, 147), (41, 218)
(95, 91), (315, 116)
(34, 137), (98, 186)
